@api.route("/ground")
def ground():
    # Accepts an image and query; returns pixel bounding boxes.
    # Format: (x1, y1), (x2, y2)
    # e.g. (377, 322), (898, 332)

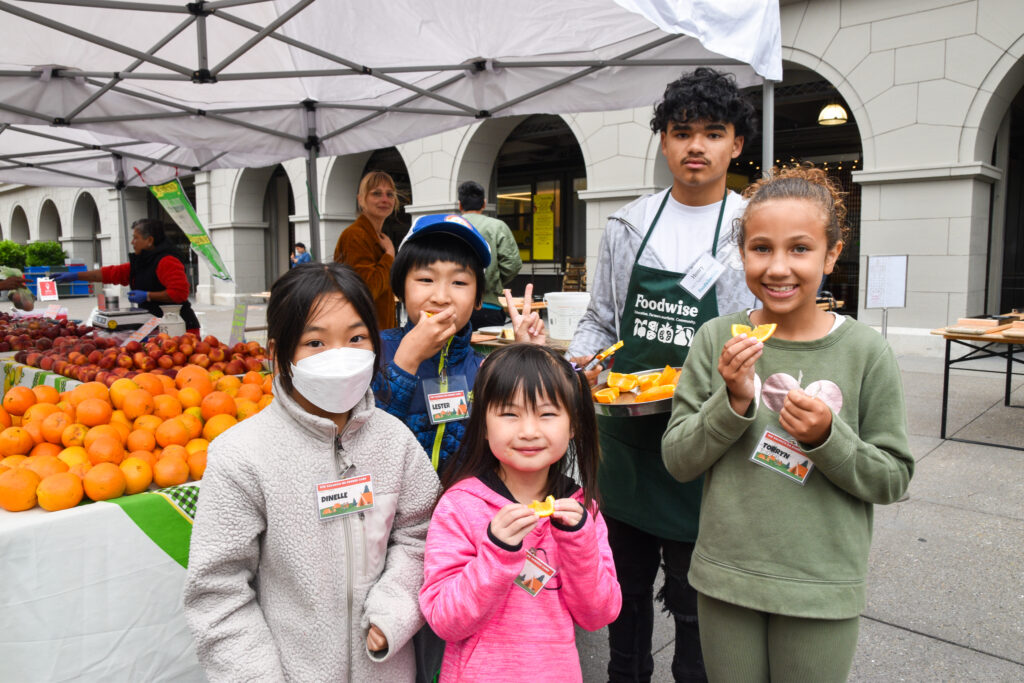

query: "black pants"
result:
(605, 516), (706, 683)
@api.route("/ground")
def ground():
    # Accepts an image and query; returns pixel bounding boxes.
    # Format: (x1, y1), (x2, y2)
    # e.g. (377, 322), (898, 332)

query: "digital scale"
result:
(92, 308), (154, 332)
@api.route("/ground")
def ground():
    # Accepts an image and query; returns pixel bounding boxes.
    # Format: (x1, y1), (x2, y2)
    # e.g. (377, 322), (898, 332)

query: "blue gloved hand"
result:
(50, 272), (79, 284)
(127, 289), (149, 304)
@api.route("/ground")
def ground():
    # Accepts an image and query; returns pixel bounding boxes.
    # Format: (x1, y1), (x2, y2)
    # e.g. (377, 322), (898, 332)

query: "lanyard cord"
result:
(634, 186), (729, 265)
(430, 337), (454, 471)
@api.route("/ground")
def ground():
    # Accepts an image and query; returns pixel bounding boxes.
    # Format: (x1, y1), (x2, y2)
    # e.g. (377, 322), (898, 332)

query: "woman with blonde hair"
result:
(334, 170), (400, 328)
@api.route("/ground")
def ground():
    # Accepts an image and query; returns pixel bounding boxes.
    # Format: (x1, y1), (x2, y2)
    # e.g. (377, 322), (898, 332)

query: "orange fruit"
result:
(83, 462), (126, 501)
(153, 394), (182, 420)
(200, 391), (236, 421)
(0, 467), (41, 511)
(133, 373), (164, 396)
(22, 420), (44, 446)
(69, 382), (109, 408)
(528, 495), (555, 517)
(37, 471), (84, 511)
(41, 411), (73, 444)
(156, 374), (176, 393)
(0, 426), (35, 456)
(606, 372), (639, 392)
(155, 418), (189, 447)
(86, 435), (125, 466)
(153, 455), (189, 488)
(58, 446), (90, 467)
(133, 414), (163, 433)
(2, 386), (36, 416)
(127, 449), (156, 470)
(60, 423), (88, 448)
(235, 384), (263, 404)
(730, 323), (777, 342)
(120, 457), (153, 495)
(242, 371), (263, 385)
(68, 462), (92, 479)
(23, 402), (59, 424)
(77, 397), (113, 427)
(179, 412), (204, 440)
(55, 401), (75, 420)
(29, 442), (62, 459)
(127, 429), (157, 453)
(185, 438), (209, 456)
(655, 365), (678, 387)
(208, 369), (224, 382)
(261, 375), (273, 394)
(176, 365), (214, 397)
(1, 454), (28, 469)
(177, 387), (202, 408)
(31, 385), (60, 405)
(22, 454), (69, 479)
(187, 450), (207, 480)
(202, 413), (237, 441)
(159, 444), (189, 462)
(85, 424), (125, 449)
(235, 399), (259, 421)
(592, 387), (619, 404)
(214, 375), (241, 397)
(122, 389), (155, 421)
(110, 409), (132, 428)
(635, 384), (675, 403)
(109, 378), (141, 409)
(257, 394), (273, 410)
(0, 405), (11, 428)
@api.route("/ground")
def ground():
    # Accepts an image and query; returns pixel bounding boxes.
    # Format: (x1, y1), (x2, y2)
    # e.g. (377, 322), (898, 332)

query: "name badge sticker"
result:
(422, 375), (470, 425)
(750, 428), (814, 485)
(679, 252), (726, 300)
(514, 550), (557, 597)
(316, 474), (375, 520)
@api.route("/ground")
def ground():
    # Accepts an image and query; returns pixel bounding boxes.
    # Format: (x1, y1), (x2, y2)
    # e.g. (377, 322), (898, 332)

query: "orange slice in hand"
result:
(606, 372), (639, 392)
(593, 387), (619, 404)
(529, 495), (555, 517)
(635, 384), (675, 403)
(730, 323), (777, 341)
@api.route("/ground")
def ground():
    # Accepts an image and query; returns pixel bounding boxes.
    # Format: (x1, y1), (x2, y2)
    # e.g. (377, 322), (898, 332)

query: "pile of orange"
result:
(0, 365), (275, 513)
(592, 365), (681, 404)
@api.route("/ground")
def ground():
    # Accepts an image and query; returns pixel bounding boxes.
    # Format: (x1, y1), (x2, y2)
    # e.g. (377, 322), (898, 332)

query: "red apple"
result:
(116, 353), (134, 369)
(225, 359), (245, 375)
(209, 347), (226, 363)
(87, 350), (102, 364)
(171, 351), (187, 366)
(112, 367), (130, 378)
(194, 341), (211, 355)
(189, 353), (211, 369)
(161, 339), (178, 354)
(39, 356), (55, 371)
(25, 352), (41, 367)
(125, 340), (142, 354)
(246, 341), (262, 356)
(157, 355), (174, 369)
(203, 335), (219, 348)
(244, 357), (264, 372)
(179, 342), (195, 356)
(135, 355), (156, 372)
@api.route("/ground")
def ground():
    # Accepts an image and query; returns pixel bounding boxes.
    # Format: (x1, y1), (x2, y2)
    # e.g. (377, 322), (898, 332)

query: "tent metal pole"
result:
(762, 80), (775, 176)
(304, 102), (321, 262)
(115, 155), (130, 263)
(210, 0), (315, 75)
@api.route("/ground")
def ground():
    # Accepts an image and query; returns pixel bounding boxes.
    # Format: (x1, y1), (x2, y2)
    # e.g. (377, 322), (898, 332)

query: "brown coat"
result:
(334, 213), (396, 328)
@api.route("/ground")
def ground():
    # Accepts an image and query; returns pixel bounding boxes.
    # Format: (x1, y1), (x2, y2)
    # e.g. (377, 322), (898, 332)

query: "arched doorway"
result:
(38, 199), (62, 243)
(732, 65), (864, 314)
(72, 192), (102, 268)
(996, 85), (1024, 310)
(361, 147), (412, 247)
(10, 205), (29, 244)
(494, 115), (586, 296)
(231, 164), (295, 290)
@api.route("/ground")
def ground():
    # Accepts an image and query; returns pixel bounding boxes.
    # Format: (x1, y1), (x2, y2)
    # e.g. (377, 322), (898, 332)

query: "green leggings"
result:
(697, 593), (859, 683)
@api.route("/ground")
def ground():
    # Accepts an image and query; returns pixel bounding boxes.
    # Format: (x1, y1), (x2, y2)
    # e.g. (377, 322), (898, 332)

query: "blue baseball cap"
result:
(401, 213), (491, 268)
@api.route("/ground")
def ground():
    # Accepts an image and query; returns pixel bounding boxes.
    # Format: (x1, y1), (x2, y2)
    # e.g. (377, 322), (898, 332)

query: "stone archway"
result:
(9, 205), (29, 244)
(38, 199), (61, 243)
(71, 191), (102, 268)
(321, 151), (373, 258)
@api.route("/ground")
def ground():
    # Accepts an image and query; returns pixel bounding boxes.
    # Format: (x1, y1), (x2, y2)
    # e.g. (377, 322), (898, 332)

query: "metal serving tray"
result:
(592, 366), (679, 418)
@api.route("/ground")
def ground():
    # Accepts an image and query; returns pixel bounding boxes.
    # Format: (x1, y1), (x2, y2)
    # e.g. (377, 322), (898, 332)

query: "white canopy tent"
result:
(0, 0), (781, 260)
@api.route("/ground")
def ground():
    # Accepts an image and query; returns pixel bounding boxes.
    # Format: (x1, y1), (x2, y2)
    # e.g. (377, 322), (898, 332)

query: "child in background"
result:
(661, 166), (913, 682)
(375, 213), (544, 473)
(420, 344), (622, 683)
(184, 263), (439, 682)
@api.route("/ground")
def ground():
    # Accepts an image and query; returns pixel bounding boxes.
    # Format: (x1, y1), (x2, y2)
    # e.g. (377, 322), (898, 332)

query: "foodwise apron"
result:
(597, 190), (726, 541)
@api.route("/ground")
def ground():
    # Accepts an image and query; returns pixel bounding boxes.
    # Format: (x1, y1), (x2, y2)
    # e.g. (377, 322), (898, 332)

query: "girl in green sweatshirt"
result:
(662, 165), (913, 682)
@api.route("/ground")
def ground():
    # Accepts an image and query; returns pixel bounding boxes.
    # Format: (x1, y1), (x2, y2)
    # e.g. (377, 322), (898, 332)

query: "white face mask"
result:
(289, 347), (375, 414)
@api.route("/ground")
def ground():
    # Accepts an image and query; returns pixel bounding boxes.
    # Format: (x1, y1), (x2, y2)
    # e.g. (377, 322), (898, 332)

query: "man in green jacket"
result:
(459, 180), (522, 330)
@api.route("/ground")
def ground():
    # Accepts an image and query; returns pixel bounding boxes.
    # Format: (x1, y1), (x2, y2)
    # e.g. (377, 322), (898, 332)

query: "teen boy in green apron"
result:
(568, 68), (757, 683)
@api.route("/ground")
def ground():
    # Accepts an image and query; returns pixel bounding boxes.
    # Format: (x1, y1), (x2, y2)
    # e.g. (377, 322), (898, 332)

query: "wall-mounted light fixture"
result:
(817, 103), (848, 126)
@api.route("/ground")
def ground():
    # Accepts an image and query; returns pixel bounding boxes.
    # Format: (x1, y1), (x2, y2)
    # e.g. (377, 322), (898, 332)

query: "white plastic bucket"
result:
(544, 291), (590, 341)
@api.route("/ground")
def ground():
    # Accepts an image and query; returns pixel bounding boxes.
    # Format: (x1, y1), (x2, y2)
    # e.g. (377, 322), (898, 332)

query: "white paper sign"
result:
(37, 278), (58, 301)
(865, 255), (907, 309)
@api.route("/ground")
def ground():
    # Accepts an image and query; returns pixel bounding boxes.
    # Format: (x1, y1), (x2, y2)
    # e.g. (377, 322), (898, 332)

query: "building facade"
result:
(1, 0), (1022, 353)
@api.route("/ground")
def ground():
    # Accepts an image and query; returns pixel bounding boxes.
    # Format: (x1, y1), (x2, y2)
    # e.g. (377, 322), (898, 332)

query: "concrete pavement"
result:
(44, 296), (1024, 681)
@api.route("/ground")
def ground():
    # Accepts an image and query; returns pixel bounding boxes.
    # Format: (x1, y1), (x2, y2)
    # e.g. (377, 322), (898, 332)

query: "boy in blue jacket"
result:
(374, 214), (545, 473)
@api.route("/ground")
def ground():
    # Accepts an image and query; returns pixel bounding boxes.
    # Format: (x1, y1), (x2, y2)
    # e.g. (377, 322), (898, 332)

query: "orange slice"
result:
(636, 384), (675, 403)
(528, 495), (555, 517)
(593, 387), (619, 404)
(656, 365), (678, 387)
(731, 323), (777, 341)
(636, 373), (660, 391)
(606, 372), (639, 392)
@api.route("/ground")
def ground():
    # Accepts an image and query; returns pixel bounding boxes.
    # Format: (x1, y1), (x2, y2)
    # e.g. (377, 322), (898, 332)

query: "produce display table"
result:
(930, 326), (1024, 451)
(0, 485), (204, 681)
(0, 358), (82, 394)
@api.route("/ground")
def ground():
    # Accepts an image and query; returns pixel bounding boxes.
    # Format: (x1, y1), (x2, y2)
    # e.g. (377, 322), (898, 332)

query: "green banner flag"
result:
(149, 179), (232, 281)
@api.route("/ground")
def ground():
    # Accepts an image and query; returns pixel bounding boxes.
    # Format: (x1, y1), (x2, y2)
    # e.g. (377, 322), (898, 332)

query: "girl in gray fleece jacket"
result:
(184, 264), (439, 682)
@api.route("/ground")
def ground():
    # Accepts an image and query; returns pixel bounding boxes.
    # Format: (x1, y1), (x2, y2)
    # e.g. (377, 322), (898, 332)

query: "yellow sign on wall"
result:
(533, 194), (555, 261)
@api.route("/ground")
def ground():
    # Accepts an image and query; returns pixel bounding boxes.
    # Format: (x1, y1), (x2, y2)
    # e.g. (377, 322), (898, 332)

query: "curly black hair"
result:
(650, 67), (757, 141)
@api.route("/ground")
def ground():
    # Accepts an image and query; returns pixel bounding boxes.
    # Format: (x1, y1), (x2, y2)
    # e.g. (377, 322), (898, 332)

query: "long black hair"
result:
(267, 262), (381, 397)
(440, 343), (600, 510)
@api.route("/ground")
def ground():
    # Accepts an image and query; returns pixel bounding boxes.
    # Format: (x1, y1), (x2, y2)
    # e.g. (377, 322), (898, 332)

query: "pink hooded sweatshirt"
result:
(419, 474), (622, 682)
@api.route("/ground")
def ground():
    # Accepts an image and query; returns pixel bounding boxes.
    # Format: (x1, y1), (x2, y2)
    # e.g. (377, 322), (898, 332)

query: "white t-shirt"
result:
(645, 191), (747, 273)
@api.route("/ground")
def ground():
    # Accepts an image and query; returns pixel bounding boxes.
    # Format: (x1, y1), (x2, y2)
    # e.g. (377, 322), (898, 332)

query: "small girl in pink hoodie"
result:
(419, 343), (622, 682)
